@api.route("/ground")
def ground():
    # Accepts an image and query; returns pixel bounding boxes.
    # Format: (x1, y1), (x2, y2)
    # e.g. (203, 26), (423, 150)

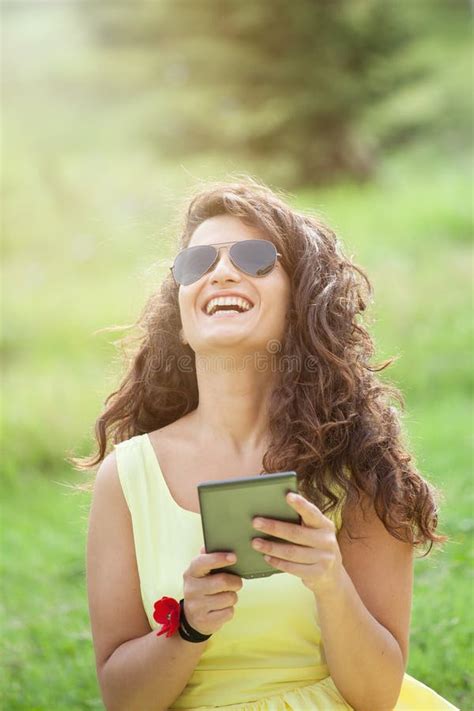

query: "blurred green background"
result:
(1, 1), (472, 709)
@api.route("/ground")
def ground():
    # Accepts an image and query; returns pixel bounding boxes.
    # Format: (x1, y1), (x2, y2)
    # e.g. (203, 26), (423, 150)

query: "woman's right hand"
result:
(182, 546), (243, 636)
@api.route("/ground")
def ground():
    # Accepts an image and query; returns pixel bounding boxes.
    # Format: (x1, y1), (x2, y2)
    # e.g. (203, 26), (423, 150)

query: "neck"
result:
(192, 351), (276, 457)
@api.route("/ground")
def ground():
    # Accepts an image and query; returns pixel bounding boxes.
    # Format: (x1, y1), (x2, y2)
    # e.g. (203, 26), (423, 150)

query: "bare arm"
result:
(100, 630), (209, 711)
(314, 493), (413, 711)
(87, 452), (210, 711)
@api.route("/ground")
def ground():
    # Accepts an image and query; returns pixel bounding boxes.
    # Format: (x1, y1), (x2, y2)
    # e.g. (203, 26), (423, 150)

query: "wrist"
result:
(152, 595), (213, 643)
(179, 599), (213, 643)
(311, 565), (348, 602)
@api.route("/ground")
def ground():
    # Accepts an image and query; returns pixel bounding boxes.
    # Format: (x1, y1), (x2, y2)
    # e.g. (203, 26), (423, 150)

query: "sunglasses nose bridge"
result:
(207, 243), (239, 277)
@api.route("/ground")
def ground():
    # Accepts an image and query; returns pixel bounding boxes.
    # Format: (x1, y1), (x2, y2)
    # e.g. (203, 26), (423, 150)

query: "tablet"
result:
(198, 471), (301, 579)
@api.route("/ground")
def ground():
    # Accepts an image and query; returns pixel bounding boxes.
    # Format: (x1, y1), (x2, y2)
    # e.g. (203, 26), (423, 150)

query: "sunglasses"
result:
(169, 239), (282, 287)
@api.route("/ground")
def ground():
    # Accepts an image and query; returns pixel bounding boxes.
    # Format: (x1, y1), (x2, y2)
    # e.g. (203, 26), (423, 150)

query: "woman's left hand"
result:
(251, 492), (344, 596)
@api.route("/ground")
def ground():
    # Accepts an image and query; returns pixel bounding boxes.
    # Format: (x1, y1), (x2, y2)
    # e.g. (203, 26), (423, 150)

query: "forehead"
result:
(188, 214), (266, 247)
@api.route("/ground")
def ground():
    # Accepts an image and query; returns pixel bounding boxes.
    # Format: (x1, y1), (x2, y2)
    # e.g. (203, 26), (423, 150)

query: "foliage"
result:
(81, 0), (471, 186)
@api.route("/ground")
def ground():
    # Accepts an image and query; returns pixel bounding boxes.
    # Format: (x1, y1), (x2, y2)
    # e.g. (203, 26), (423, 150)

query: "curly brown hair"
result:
(70, 176), (448, 557)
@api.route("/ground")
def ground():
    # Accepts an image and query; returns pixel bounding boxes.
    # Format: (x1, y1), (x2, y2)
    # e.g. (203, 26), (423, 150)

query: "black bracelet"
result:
(178, 599), (212, 643)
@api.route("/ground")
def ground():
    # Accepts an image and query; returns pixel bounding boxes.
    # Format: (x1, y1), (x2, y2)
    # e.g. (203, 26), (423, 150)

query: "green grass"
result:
(2, 144), (472, 709)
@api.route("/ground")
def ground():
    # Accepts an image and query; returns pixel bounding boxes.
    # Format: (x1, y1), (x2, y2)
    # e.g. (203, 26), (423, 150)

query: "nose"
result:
(209, 246), (241, 283)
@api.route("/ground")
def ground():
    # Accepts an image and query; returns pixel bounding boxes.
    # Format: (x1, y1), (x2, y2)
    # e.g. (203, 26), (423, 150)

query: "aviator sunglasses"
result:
(170, 239), (282, 287)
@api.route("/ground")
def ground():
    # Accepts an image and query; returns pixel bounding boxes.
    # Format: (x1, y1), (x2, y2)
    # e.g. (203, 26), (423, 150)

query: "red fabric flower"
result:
(153, 596), (181, 637)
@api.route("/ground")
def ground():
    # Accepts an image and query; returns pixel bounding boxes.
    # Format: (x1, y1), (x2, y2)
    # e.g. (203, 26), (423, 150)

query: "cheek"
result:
(266, 273), (291, 312)
(178, 288), (197, 318)
(259, 280), (290, 337)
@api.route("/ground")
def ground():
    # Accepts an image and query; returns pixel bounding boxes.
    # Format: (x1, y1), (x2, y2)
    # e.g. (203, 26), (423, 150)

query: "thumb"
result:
(200, 545), (206, 554)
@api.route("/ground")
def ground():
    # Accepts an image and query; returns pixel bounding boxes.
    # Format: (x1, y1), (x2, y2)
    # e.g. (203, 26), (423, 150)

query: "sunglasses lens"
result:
(231, 240), (277, 276)
(173, 245), (216, 286)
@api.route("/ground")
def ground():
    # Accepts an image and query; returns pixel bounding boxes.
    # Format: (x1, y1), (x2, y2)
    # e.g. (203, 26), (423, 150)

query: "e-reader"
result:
(198, 471), (301, 579)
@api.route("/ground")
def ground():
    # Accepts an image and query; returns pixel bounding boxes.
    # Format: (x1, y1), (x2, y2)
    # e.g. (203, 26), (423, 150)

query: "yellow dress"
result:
(115, 433), (459, 710)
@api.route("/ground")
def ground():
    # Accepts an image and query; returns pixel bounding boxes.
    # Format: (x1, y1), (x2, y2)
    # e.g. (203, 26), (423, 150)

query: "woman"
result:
(77, 179), (458, 710)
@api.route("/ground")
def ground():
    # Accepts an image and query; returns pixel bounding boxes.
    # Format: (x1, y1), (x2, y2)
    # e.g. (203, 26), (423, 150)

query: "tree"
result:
(80, 0), (456, 187)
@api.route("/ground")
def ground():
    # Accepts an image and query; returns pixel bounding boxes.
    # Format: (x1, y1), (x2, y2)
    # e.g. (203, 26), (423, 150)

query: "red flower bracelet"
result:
(153, 596), (181, 637)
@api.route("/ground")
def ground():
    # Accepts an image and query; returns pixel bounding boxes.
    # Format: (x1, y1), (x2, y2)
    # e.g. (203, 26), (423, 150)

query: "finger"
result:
(252, 537), (318, 564)
(254, 539), (315, 564)
(263, 551), (334, 575)
(285, 492), (335, 530)
(194, 551), (236, 578)
(252, 495), (334, 542)
(252, 516), (307, 546)
(252, 527), (334, 560)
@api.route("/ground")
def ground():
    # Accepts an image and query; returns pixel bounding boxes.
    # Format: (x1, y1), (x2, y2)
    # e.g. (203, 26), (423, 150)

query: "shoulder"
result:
(113, 433), (145, 452)
(90, 451), (131, 528)
(147, 413), (196, 450)
(94, 449), (119, 487)
(338, 488), (402, 547)
(106, 435), (151, 506)
(340, 488), (376, 532)
(337, 484), (414, 587)
(93, 450), (124, 500)
(327, 467), (387, 540)
(339, 488), (409, 543)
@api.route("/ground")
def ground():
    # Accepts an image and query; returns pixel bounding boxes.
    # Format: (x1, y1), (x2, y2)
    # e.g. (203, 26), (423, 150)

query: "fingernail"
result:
(227, 553), (236, 562)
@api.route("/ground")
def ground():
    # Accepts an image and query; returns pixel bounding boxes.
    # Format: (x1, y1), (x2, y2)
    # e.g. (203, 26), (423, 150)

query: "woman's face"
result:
(178, 214), (291, 357)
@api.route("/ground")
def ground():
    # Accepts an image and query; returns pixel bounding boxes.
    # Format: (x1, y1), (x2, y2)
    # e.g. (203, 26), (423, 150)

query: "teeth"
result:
(205, 296), (253, 316)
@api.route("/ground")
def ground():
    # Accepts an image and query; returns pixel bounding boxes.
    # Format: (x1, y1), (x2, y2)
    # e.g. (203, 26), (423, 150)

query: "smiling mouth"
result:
(203, 305), (254, 318)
